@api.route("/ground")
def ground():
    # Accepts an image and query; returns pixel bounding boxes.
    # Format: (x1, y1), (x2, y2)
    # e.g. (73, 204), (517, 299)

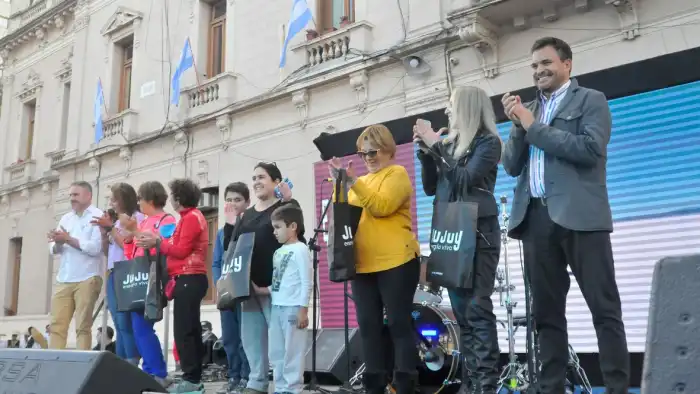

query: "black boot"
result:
(472, 370), (498, 394)
(467, 296), (500, 394)
(456, 362), (473, 394)
(363, 372), (387, 394)
(393, 372), (417, 394)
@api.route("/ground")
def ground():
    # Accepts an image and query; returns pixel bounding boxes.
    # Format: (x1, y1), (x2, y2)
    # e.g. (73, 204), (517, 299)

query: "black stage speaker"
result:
(304, 328), (362, 384)
(642, 254), (700, 394)
(0, 349), (165, 394)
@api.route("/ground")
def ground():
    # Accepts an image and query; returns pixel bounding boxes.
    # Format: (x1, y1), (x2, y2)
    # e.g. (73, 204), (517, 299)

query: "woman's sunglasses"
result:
(357, 149), (379, 159)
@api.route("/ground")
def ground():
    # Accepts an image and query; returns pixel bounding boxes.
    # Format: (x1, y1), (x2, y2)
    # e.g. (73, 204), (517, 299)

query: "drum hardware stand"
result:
(566, 344), (593, 394)
(495, 195), (538, 394)
(305, 184), (333, 394)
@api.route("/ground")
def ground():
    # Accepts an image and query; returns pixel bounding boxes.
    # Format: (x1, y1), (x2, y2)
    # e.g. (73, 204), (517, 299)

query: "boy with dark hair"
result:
(254, 205), (311, 394)
(213, 182), (252, 394)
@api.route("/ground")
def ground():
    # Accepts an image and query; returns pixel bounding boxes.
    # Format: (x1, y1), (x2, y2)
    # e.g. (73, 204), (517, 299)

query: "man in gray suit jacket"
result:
(501, 37), (629, 394)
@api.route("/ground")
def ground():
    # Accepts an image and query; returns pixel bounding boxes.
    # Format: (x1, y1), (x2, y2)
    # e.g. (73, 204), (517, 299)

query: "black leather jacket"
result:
(416, 131), (501, 218)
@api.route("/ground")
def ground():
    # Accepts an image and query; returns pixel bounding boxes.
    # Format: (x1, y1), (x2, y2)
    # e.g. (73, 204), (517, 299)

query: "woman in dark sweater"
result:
(223, 162), (302, 394)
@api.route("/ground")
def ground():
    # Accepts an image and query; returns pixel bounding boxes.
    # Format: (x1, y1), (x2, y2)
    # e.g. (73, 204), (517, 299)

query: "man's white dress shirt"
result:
(49, 205), (104, 283)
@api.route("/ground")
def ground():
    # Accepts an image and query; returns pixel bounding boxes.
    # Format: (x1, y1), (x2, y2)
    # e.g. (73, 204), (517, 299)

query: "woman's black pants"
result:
(352, 257), (420, 394)
(447, 216), (501, 393)
(173, 274), (209, 384)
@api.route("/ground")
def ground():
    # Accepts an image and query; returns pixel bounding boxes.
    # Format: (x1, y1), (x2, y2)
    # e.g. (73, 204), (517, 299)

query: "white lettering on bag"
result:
(341, 225), (353, 246)
(122, 272), (149, 290)
(222, 256), (243, 278)
(430, 230), (463, 252)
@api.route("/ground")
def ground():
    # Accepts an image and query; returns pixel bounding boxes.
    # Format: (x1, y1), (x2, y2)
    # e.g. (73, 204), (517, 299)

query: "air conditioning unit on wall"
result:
(198, 186), (219, 214)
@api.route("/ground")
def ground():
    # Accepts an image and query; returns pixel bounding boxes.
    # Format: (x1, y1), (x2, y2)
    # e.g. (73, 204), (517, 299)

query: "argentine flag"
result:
(279, 0), (312, 68)
(94, 80), (105, 144)
(171, 38), (194, 106)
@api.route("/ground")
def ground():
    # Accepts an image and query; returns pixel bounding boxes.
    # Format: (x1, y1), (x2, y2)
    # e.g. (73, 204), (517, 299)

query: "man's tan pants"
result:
(49, 276), (103, 350)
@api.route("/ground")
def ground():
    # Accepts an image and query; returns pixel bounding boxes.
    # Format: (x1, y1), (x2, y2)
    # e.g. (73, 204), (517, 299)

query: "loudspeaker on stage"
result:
(642, 254), (700, 394)
(304, 327), (362, 385)
(0, 348), (165, 394)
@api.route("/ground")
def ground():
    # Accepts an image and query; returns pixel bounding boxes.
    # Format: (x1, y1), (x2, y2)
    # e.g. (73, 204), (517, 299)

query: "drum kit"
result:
(349, 196), (593, 394)
(349, 259), (462, 393)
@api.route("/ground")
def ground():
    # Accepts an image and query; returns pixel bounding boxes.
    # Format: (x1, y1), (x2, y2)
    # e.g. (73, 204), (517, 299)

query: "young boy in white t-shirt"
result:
(254, 204), (311, 394)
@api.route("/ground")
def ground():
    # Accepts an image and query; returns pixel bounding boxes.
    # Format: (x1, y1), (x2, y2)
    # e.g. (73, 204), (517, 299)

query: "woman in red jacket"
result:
(137, 178), (209, 393)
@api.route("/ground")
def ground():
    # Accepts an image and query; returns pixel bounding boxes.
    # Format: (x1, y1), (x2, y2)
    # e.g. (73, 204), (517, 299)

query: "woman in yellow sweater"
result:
(329, 124), (420, 394)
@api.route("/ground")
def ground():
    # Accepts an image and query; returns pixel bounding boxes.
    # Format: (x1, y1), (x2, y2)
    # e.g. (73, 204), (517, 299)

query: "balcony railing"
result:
(4, 160), (35, 183)
(291, 21), (373, 67)
(103, 109), (139, 141)
(20, 0), (46, 23)
(8, 0), (47, 30)
(179, 72), (236, 120)
(45, 149), (77, 169)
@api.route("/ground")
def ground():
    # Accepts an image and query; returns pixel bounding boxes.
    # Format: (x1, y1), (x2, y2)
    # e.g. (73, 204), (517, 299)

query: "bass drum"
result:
(411, 303), (461, 392)
(415, 255), (443, 306)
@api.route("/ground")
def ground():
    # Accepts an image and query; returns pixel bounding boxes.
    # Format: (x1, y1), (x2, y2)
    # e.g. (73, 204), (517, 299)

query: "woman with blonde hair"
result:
(328, 124), (421, 394)
(414, 86), (503, 394)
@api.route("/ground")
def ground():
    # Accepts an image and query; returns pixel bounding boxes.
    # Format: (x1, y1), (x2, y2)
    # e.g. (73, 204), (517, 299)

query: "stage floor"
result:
(195, 382), (642, 394)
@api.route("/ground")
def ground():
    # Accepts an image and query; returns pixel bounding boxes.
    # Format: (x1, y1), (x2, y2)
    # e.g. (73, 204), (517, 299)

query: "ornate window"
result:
(118, 42), (133, 112)
(318, 0), (355, 34)
(207, 0), (226, 78)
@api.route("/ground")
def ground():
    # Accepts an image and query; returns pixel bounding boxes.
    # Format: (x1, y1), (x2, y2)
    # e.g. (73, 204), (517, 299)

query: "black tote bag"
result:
(113, 255), (151, 312)
(216, 232), (256, 309)
(144, 248), (169, 323)
(328, 169), (363, 283)
(427, 200), (479, 289)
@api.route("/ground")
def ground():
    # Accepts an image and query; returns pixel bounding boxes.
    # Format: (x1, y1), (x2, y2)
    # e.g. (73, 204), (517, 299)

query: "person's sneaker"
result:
(216, 378), (240, 394)
(237, 380), (248, 390)
(154, 376), (173, 388)
(167, 380), (204, 393)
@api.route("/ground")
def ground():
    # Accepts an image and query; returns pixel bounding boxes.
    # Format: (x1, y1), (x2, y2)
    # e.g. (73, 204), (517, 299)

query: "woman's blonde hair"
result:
(356, 124), (397, 158)
(444, 86), (501, 159)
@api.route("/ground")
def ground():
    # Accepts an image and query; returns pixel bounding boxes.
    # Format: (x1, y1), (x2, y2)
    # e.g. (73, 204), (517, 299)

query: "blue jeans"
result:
(131, 311), (168, 378)
(221, 306), (250, 381)
(106, 272), (139, 360)
(241, 295), (271, 392)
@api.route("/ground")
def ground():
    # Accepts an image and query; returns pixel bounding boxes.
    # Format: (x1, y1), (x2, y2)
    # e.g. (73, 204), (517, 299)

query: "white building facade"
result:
(0, 0), (699, 377)
(0, 0), (9, 37)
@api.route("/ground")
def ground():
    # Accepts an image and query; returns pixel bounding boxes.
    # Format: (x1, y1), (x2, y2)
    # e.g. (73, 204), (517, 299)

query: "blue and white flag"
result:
(94, 79), (105, 144)
(171, 38), (194, 106)
(279, 0), (312, 68)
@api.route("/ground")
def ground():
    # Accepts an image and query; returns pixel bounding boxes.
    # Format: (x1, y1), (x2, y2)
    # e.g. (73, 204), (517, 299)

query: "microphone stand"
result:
(333, 175), (361, 394)
(337, 279), (361, 394)
(305, 181), (332, 394)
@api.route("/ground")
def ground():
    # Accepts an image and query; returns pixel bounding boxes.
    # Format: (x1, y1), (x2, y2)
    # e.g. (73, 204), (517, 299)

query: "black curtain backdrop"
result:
(313, 46), (700, 161)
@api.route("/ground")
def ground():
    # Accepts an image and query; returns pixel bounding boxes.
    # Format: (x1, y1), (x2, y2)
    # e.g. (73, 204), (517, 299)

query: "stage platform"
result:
(144, 383), (643, 393)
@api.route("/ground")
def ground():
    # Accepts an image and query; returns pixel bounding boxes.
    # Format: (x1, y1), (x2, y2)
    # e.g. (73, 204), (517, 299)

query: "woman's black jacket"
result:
(416, 131), (502, 219)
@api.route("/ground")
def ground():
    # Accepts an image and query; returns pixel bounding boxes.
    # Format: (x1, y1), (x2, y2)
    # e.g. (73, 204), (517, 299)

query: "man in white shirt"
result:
(47, 181), (104, 350)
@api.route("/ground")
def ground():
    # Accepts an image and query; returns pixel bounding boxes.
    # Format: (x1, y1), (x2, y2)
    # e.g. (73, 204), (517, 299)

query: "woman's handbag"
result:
(216, 232), (256, 309)
(113, 255), (151, 312)
(144, 246), (169, 323)
(427, 199), (479, 289)
(113, 214), (173, 313)
(328, 169), (363, 283)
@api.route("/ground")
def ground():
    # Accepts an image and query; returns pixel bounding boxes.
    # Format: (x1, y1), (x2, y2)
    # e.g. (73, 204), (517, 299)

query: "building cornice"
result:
(0, 0), (77, 59)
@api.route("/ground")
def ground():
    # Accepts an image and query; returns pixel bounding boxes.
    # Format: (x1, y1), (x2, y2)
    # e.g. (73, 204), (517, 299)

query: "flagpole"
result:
(98, 77), (108, 114)
(187, 37), (203, 88)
